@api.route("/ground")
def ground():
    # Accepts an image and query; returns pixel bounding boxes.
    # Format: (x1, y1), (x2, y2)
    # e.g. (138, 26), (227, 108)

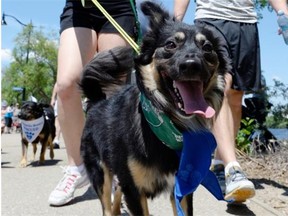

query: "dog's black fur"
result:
(80, 1), (230, 215)
(18, 101), (56, 167)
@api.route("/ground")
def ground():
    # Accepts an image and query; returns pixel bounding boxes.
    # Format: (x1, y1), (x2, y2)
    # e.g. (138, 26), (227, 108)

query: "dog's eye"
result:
(202, 42), (213, 52)
(165, 41), (176, 50)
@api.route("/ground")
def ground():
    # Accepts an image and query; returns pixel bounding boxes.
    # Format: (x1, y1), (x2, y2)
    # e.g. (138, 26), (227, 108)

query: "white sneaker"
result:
(48, 166), (90, 206)
(224, 166), (255, 203)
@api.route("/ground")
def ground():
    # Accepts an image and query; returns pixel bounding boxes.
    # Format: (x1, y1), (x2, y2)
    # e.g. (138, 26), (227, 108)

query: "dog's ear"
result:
(136, 2), (172, 65)
(140, 1), (170, 31)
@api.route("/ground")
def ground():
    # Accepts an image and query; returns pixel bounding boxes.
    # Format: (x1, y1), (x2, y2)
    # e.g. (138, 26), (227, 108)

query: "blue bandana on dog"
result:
(175, 131), (224, 216)
(140, 94), (224, 215)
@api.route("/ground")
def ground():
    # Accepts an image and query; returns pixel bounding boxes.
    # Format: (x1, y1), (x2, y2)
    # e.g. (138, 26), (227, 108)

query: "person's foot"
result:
(48, 166), (90, 206)
(211, 164), (226, 195)
(224, 166), (255, 203)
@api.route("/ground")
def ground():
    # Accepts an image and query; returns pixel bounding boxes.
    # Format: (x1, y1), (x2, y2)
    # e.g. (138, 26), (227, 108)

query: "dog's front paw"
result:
(19, 159), (28, 168)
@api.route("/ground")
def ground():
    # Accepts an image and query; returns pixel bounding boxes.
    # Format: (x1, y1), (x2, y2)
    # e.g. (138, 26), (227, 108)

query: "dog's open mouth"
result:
(173, 80), (215, 118)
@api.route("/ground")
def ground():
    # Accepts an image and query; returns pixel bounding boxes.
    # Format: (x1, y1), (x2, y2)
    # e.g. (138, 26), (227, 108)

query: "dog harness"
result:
(140, 94), (225, 215)
(21, 116), (44, 143)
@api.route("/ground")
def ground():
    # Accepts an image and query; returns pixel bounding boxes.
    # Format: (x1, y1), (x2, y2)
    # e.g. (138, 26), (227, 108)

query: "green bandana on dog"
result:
(140, 94), (183, 150)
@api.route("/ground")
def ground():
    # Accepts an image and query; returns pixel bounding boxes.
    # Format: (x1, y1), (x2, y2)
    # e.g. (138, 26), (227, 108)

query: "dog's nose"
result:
(179, 59), (202, 74)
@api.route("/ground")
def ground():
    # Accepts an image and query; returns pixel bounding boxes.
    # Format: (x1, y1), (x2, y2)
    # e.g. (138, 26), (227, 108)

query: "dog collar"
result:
(21, 116), (44, 143)
(140, 94), (183, 150)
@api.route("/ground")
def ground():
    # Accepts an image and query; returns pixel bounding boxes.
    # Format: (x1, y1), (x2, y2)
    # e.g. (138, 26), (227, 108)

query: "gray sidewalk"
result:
(1, 132), (284, 216)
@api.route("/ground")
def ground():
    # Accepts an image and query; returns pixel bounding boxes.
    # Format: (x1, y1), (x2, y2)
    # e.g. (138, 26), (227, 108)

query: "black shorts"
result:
(195, 19), (261, 92)
(60, 0), (137, 38)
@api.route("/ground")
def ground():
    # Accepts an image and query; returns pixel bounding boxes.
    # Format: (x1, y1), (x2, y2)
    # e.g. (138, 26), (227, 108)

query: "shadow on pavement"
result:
(29, 159), (62, 167)
(251, 178), (288, 197)
(71, 186), (99, 204)
(1, 161), (14, 168)
(226, 203), (256, 215)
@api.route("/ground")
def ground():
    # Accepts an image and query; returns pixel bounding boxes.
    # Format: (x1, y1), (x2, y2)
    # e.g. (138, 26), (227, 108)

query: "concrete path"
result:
(1, 132), (284, 216)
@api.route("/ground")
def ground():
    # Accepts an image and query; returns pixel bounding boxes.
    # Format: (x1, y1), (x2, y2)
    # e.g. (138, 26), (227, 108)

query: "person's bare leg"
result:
(48, 28), (97, 206)
(212, 74), (255, 202)
(213, 73), (238, 164)
(57, 28), (97, 166)
(98, 33), (131, 51)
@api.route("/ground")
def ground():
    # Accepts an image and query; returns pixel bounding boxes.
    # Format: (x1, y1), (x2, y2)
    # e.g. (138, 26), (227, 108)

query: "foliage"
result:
(236, 118), (256, 153)
(266, 79), (288, 128)
(1, 24), (58, 105)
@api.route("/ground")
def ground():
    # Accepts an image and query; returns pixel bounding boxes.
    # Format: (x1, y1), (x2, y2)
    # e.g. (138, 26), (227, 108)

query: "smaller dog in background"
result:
(18, 101), (56, 167)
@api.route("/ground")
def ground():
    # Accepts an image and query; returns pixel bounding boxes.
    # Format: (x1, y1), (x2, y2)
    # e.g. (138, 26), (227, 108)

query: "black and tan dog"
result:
(80, 1), (230, 215)
(18, 101), (56, 167)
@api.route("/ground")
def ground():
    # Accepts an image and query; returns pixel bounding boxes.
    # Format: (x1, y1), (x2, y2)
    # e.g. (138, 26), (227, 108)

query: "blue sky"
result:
(1, 0), (287, 90)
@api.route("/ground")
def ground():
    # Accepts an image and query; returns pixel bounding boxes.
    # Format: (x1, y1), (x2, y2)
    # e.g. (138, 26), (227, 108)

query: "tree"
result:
(266, 79), (288, 128)
(1, 24), (58, 105)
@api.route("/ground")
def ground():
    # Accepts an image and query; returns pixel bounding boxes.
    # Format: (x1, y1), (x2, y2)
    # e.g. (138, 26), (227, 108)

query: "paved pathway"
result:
(1, 132), (284, 216)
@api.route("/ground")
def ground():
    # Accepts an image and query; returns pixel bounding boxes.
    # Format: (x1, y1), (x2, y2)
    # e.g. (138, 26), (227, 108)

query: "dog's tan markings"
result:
(128, 158), (175, 194)
(101, 162), (113, 216)
(195, 33), (207, 43)
(112, 185), (122, 215)
(20, 139), (29, 167)
(140, 60), (169, 106)
(32, 143), (37, 162)
(140, 193), (149, 216)
(170, 195), (189, 216)
(175, 32), (185, 42)
(48, 135), (54, 160)
(140, 62), (159, 92)
(128, 158), (158, 193)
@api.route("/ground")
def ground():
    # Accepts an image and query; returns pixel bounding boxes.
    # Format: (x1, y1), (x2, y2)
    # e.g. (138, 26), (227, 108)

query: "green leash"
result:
(141, 94), (183, 150)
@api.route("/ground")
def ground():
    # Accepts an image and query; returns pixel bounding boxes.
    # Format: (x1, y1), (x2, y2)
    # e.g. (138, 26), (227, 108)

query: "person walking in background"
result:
(48, 0), (137, 206)
(50, 84), (61, 149)
(174, 0), (260, 203)
(12, 103), (21, 133)
(4, 104), (14, 134)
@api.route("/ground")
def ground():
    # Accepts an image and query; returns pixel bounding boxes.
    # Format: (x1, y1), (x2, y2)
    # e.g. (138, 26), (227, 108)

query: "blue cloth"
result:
(174, 130), (225, 216)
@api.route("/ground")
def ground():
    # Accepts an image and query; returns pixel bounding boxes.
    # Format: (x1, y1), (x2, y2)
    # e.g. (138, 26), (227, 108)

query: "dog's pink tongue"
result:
(174, 81), (215, 118)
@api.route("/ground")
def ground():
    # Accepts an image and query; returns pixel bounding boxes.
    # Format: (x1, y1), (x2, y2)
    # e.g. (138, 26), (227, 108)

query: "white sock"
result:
(225, 161), (241, 176)
(68, 164), (85, 174)
(212, 159), (224, 166)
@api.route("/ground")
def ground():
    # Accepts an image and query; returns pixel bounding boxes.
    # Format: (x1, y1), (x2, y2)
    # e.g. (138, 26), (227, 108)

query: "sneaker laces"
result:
(227, 167), (247, 183)
(55, 166), (79, 192)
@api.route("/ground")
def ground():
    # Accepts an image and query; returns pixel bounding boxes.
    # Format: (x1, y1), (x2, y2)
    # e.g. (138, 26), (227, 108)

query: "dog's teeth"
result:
(186, 59), (195, 63)
(178, 102), (183, 109)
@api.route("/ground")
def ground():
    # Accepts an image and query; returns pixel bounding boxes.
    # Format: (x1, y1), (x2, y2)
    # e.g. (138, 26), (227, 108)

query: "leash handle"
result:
(90, 0), (140, 54)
